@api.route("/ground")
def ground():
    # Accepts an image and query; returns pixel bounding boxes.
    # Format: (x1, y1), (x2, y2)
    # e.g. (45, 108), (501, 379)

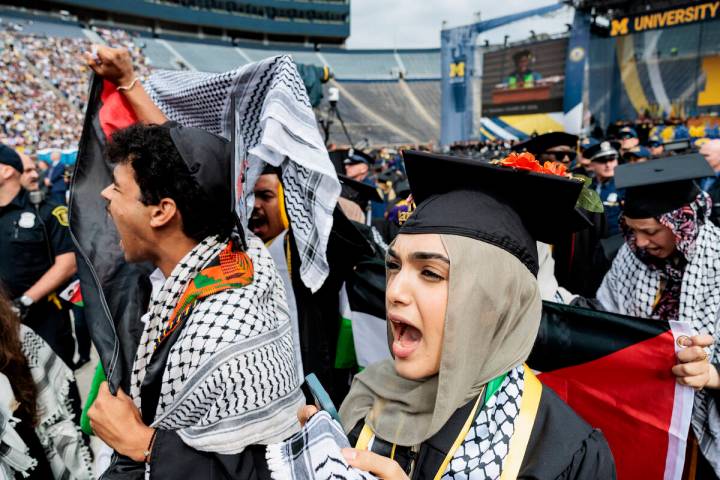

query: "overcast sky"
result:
(345, 1), (574, 49)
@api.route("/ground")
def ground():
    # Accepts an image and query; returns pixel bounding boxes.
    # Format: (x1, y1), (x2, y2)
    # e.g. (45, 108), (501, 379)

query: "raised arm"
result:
(84, 45), (168, 125)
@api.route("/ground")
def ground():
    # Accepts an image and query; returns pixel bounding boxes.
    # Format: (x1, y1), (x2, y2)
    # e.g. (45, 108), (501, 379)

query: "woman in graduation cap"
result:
(597, 154), (720, 478)
(302, 151), (615, 479)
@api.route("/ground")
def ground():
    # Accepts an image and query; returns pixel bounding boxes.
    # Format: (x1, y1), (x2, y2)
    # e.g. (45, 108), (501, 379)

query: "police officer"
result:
(587, 140), (623, 237)
(0, 145), (77, 366)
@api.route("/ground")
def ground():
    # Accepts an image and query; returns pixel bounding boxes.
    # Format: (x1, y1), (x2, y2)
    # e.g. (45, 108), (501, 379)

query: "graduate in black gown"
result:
(303, 150), (616, 479)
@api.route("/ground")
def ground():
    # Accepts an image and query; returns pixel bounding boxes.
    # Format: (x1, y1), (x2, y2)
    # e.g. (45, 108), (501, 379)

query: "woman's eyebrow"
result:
(387, 247), (399, 259)
(410, 252), (450, 264)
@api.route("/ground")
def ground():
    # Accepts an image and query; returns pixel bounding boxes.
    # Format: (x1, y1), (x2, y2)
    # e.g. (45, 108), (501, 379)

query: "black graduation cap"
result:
(394, 179), (411, 198)
(399, 150), (591, 276)
(615, 154), (713, 219)
(0, 144), (22, 173)
(261, 163), (282, 176)
(168, 123), (232, 211)
(511, 132), (578, 155)
(338, 173), (382, 210)
(377, 168), (404, 184)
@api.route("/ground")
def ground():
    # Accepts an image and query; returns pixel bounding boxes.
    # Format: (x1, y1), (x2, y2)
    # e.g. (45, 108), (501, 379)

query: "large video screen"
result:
(481, 38), (568, 116)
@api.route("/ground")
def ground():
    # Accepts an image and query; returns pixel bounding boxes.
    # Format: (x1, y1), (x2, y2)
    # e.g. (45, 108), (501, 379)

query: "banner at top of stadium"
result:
(610, 1), (720, 36)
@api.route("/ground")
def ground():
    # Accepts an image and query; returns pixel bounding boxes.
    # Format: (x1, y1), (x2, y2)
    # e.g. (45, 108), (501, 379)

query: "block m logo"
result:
(449, 62), (465, 78)
(611, 17), (629, 36)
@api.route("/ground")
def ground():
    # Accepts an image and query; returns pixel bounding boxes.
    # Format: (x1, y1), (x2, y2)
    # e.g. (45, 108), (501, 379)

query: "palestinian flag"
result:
(529, 301), (694, 480)
(69, 75), (154, 393)
(339, 282), (389, 369)
(59, 279), (84, 307)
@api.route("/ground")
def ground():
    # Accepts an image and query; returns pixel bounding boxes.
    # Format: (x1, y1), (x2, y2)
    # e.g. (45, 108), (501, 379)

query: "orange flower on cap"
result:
(498, 152), (568, 177)
(499, 152), (544, 173)
(542, 161), (567, 176)
(493, 151), (603, 213)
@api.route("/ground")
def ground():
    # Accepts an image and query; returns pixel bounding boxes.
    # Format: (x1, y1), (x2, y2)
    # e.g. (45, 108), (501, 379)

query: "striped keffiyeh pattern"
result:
(145, 55), (340, 293)
(130, 234), (305, 471)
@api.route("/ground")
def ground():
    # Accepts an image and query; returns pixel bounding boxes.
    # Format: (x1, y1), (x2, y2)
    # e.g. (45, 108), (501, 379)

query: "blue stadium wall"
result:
(588, 18), (720, 124)
(38, 0), (349, 42)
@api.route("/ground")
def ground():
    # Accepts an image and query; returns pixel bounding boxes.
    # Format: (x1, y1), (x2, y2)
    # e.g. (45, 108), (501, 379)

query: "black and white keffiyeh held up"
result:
(145, 54), (340, 293)
(130, 235), (305, 457)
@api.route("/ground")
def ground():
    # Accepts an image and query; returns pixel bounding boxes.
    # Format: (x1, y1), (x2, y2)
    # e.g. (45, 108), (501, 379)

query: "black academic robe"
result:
(289, 207), (385, 405)
(553, 211), (612, 298)
(348, 384), (616, 480)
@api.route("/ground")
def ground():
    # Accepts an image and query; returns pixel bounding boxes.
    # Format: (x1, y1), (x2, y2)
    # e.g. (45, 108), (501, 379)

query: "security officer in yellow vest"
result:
(0, 144), (77, 366)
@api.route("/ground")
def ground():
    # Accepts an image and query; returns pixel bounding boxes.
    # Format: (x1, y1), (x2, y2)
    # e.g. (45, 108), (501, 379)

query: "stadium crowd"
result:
(0, 21), (150, 153)
(2, 19), (720, 480)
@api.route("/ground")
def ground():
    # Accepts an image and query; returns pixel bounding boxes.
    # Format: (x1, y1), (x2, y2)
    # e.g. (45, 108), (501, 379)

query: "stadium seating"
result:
(0, 11), (85, 39)
(140, 38), (185, 70)
(406, 80), (442, 121)
(165, 39), (246, 73)
(0, 6), (444, 149)
(398, 51), (441, 79)
(320, 51), (401, 80)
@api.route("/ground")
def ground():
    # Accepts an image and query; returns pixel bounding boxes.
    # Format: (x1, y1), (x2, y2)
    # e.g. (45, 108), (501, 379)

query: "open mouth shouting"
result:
(389, 313), (422, 359)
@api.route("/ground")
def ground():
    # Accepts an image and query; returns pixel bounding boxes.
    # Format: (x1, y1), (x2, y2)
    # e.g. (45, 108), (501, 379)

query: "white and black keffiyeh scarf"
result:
(130, 234), (305, 460)
(443, 364), (523, 479)
(145, 55), (340, 293)
(266, 411), (376, 480)
(19, 326), (93, 480)
(265, 365), (524, 480)
(0, 373), (37, 479)
(597, 193), (720, 475)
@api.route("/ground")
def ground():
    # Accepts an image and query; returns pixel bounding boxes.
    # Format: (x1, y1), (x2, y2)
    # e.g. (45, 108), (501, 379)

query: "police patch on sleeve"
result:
(51, 206), (69, 227)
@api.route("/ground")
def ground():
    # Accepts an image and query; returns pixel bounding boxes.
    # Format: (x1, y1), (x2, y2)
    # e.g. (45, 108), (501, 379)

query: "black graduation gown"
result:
(289, 207), (385, 405)
(552, 211), (612, 298)
(348, 384), (616, 480)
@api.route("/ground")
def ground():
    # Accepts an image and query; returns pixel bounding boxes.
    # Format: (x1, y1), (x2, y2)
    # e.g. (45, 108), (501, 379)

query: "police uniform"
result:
(0, 189), (75, 365)
(586, 141), (624, 237)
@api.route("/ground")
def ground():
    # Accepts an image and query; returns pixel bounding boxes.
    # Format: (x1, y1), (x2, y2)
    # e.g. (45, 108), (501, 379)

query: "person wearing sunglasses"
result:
(617, 126), (640, 155)
(512, 132), (613, 296)
(511, 132), (579, 165)
(649, 136), (664, 158)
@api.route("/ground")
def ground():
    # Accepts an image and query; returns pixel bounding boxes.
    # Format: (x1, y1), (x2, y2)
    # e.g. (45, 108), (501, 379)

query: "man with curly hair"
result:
(88, 123), (304, 479)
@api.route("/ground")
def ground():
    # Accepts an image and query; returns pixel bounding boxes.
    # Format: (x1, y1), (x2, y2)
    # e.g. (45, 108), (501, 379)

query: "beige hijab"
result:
(339, 234), (542, 446)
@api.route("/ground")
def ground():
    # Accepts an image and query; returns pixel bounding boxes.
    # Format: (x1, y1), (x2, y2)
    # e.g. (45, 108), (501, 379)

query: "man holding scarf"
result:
(87, 122), (305, 478)
(80, 41), (344, 478)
